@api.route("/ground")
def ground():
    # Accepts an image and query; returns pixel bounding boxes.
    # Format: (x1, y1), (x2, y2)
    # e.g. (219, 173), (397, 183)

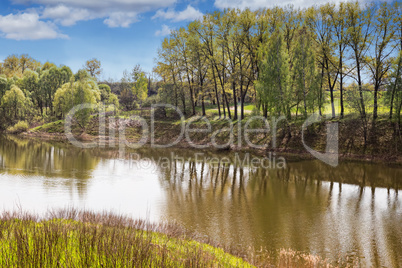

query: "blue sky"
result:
(0, 0), (390, 80)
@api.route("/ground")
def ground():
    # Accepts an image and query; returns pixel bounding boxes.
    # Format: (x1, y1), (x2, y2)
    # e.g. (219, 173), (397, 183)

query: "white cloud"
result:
(214, 0), (388, 10)
(104, 12), (138, 28)
(42, 5), (93, 26)
(153, 5), (203, 22)
(0, 12), (68, 40)
(12, 0), (176, 10)
(12, 0), (177, 27)
(155, 24), (172, 36)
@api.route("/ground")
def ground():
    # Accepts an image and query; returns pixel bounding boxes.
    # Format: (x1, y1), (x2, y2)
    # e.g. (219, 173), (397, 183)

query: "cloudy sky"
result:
(0, 0), (388, 80)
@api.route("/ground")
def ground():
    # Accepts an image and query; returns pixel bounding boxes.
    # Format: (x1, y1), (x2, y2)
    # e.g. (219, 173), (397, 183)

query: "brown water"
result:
(0, 135), (401, 266)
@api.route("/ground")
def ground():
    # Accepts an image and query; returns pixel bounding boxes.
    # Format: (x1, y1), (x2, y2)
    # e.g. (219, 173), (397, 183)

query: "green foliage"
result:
(256, 30), (292, 119)
(53, 80), (100, 129)
(98, 83), (111, 102)
(39, 66), (73, 114)
(345, 84), (373, 117)
(132, 72), (148, 103)
(0, 85), (27, 123)
(85, 58), (102, 78)
(0, 75), (7, 100)
(0, 54), (39, 78)
(6, 120), (29, 134)
(143, 95), (160, 107)
(0, 210), (252, 268)
(291, 27), (320, 117)
(108, 93), (120, 108)
(74, 69), (91, 81)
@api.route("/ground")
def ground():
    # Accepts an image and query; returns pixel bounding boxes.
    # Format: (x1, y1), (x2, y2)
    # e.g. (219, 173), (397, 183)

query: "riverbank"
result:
(0, 209), (338, 267)
(18, 114), (402, 164)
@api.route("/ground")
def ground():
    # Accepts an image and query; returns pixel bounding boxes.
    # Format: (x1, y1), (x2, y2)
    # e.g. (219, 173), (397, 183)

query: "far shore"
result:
(15, 126), (402, 165)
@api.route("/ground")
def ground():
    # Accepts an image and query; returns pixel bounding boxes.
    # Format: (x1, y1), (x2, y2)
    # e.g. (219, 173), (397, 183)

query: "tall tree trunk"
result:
(390, 57), (401, 119)
(373, 83), (379, 120)
(339, 51), (345, 119)
(356, 57), (366, 119)
(212, 68), (221, 118)
(200, 79), (206, 116)
(319, 63), (325, 116)
(325, 57), (336, 119)
(222, 93), (226, 118)
(232, 81), (237, 120)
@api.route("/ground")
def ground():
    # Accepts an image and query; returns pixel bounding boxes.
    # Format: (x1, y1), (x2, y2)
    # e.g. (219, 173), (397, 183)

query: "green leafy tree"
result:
(53, 80), (100, 129)
(85, 58), (102, 79)
(1, 54), (39, 78)
(256, 30), (291, 119)
(99, 84), (111, 102)
(40, 66), (73, 115)
(132, 72), (148, 105)
(291, 27), (319, 118)
(21, 69), (44, 115)
(0, 76), (7, 101)
(367, 2), (395, 121)
(1, 85), (27, 123)
(346, 1), (373, 144)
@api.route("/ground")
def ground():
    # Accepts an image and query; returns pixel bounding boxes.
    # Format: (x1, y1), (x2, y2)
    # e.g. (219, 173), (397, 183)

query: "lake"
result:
(0, 135), (401, 267)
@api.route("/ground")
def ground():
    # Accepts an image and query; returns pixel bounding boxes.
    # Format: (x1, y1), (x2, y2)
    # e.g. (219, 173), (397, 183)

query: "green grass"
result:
(193, 95), (391, 119)
(195, 103), (256, 117)
(30, 120), (65, 133)
(0, 209), (352, 267)
(322, 98), (390, 117)
(0, 209), (252, 267)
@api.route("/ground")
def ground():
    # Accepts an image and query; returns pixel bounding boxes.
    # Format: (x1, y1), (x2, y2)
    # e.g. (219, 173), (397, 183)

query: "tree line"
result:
(153, 1), (402, 132)
(0, 56), (148, 131)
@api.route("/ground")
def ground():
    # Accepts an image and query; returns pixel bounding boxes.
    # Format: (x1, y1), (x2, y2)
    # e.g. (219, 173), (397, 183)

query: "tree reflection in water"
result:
(0, 137), (400, 267)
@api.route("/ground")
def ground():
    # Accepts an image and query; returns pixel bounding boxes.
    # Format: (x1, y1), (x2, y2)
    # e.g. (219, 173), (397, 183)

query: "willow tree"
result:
(0, 76), (8, 101)
(40, 66), (73, 115)
(1, 85), (27, 123)
(53, 79), (100, 128)
(132, 71), (148, 106)
(292, 27), (319, 118)
(256, 30), (291, 119)
(21, 69), (44, 115)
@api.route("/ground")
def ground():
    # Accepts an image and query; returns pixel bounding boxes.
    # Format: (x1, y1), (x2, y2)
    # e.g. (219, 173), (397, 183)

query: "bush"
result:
(142, 95), (159, 108)
(6, 121), (29, 134)
(132, 100), (139, 110)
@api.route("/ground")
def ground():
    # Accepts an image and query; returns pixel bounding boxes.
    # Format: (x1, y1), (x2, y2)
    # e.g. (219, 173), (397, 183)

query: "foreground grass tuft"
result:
(0, 209), (356, 267)
(0, 209), (252, 267)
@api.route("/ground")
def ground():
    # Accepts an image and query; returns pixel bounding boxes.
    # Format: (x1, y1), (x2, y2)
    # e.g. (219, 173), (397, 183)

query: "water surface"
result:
(0, 135), (401, 266)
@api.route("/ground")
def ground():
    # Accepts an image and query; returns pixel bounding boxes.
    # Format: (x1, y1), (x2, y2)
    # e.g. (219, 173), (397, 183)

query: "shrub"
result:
(143, 95), (160, 107)
(6, 121), (29, 134)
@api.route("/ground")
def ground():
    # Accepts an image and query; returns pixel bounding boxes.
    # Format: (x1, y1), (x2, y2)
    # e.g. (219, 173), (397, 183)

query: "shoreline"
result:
(16, 130), (402, 165)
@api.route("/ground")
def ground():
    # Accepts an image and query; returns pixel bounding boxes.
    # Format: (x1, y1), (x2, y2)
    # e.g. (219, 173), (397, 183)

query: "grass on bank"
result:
(0, 209), (351, 268)
(0, 209), (251, 267)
